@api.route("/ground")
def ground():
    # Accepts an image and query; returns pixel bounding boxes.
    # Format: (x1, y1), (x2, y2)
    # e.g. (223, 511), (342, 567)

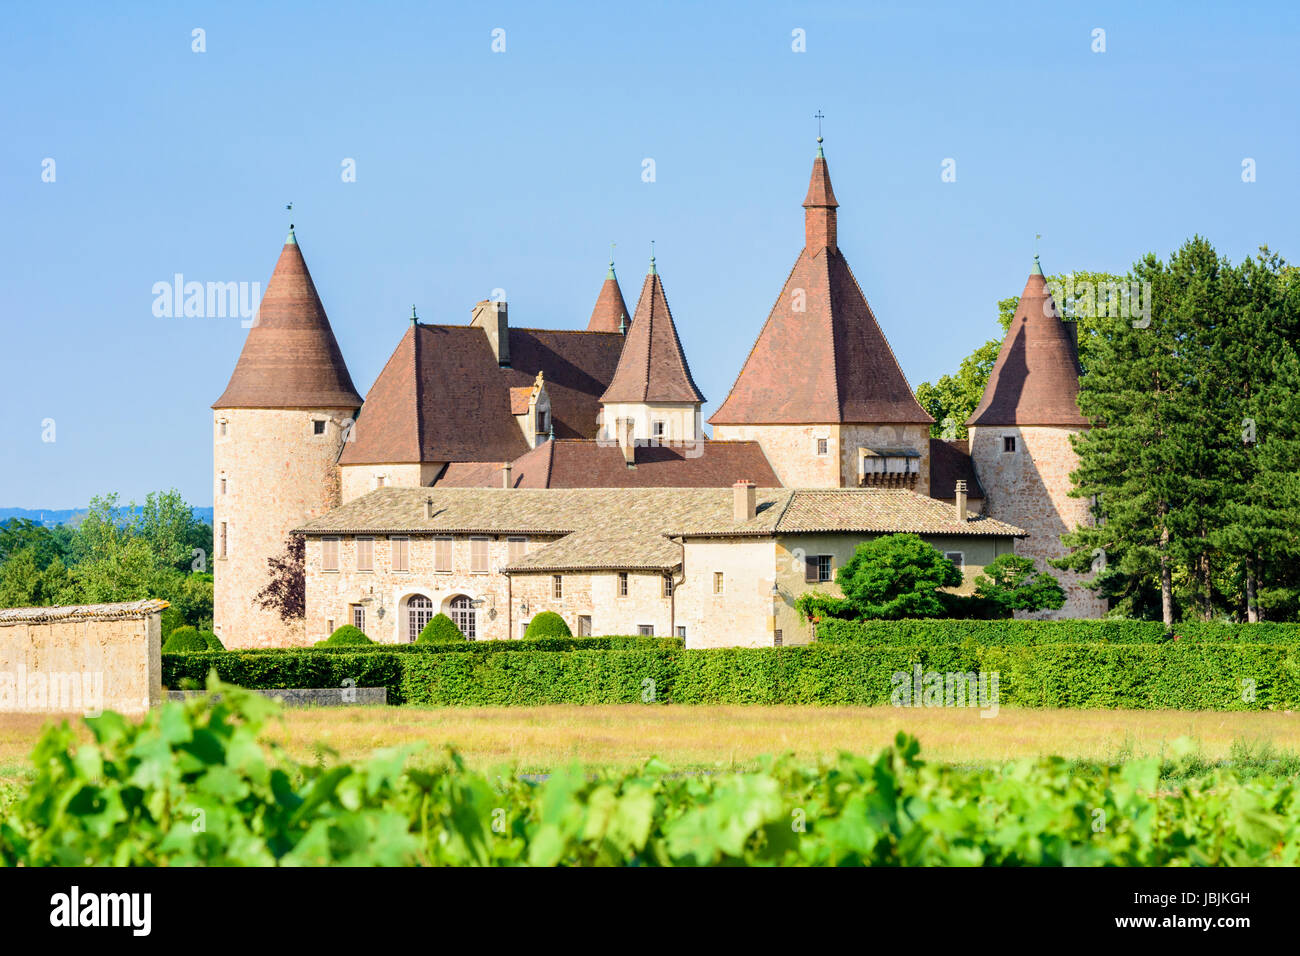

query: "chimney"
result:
(501, 462), (512, 488)
(733, 480), (757, 522)
(619, 418), (635, 466)
(954, 480), (968, 523)
(471, 300), (510, 367)
(426, 496), (434, 519)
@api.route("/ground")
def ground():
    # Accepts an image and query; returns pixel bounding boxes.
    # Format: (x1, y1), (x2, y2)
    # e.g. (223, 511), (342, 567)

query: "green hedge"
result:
(814, 618), (1300, 645)
(163, 642), (1300, 710)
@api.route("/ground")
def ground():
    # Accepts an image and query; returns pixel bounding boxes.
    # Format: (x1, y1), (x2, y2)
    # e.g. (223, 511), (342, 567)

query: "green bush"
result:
(161, 625), (209, 653)
(417, 613), (464, 644)
(163, 641), (1300, 710)
(524, 611), (572, 639)
(813, 618), (1300, 645)
(316, 625), (372, 647)
(199, 629), (223, 651)
(4, 681), (1299, 865)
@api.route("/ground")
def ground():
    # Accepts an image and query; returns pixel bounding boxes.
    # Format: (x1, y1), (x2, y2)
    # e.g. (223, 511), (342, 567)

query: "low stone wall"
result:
(167, 687), (387, 707)
(0, 599), (165, 717)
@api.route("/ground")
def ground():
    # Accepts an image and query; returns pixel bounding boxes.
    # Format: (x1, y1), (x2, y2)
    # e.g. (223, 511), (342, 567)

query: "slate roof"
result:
(296, 487), (1024, 572)
(709, 150), (932, 426)
(434, 439), (780, 489)
(968, 262), (1088, 427)
(599, 267), (705, 404)
(339, 324), (625, 465)
(213, 233), (363, 410)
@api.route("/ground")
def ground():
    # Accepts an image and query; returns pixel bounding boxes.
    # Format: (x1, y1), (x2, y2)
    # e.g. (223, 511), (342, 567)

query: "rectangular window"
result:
(470, 536), (489, 573)
(676, 626), (687, 640)
(356, 537), (374, 572)
(1003, 435), (1016, 453)
(351, 604), (365, 631)
(774, 629), (783, 647)
(313, 419), (326, 435)
(652, 420), (666, 440)
(944, 551), (965, 570)
(537, 408), (549, 435)
(507, 536), (527, 564)
(662, 573), (674, 597)
(638, 625), (655, 636)
(618, 572), (629, 597)
(220, 477), (227, 495)
(552, 574), (563, 599)
(713, 571), (725, 595)
(219, 521), (228, 559)
(805, 554), (833, 583)
(577, 615), (592, 636)
(520, 621), (530, 639)
(322, 537), (339, 572)
(326, 618), (334, 635)
(219, 420), (228, 437)
(816, 437), (828, 456)
(376, 475), (386, 488)
(390, 536), (409, 572)
(434, 536), (453, 573)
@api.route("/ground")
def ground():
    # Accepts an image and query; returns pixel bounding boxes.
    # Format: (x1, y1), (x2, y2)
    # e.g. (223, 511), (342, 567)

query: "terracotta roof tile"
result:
(968, 265), (1087, 427)
(213, 234), (363, 410)
(928, 438), (985, 499)
(599, 269), (704, 404)
(587, 268), (631, 333)
(0, 599), (170, 624)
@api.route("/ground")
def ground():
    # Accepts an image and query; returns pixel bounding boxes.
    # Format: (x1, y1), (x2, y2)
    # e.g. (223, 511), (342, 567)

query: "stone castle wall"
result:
(213, 407), (357, 648)
(712, 422), (929, 491)
(968, 425), (1106, 619)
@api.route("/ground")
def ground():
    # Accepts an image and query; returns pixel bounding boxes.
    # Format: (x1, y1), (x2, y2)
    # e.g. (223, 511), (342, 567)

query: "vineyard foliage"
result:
(2, 679), (1297, 866)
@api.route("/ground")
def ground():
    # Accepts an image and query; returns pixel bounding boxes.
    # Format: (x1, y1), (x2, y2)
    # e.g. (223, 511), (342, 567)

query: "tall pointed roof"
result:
(709, 147), (932, 426)
(213, 232), (362, 409)
(967, 259), (1087, 427)
(586, 259), (630, 332)
(599, 261), (705, 404)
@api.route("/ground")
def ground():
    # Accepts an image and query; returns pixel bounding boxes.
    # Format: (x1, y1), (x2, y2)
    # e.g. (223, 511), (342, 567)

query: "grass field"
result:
(4, 705), (1300, 797)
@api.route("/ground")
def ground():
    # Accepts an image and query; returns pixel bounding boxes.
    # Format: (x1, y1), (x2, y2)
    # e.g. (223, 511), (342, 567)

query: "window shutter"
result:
(805, 554), (818, 582)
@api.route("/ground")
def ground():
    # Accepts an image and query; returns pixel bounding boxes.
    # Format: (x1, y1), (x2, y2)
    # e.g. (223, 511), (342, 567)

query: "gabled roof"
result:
(213, 233), (363, 410)
(709, 151), (931, 426)
(967, 260), (1087, 427)
(339, 324), (623, 465)
(599, 266), (705, 404)
(587, 263), (631, 333)
(433, 438), (781, 489)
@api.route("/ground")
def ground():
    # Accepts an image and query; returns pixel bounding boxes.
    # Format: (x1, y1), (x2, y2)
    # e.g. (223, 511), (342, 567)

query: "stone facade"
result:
(711, 422), (930, 493)
(214, 407), (357, 648)
(968, 424), (1106, 618)
(0, 601), (164, 716)
(340, 462), (444, 504)
(599, 402), (702, 444)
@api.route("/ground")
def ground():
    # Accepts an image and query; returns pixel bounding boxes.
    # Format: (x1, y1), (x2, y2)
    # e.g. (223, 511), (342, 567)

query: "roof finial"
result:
(649, 240), (657, 275)
(1031, 234), (1044, 275)
(608, 240), (617, 279)
(285, 201), (296, 242)
(814, 110), (825, 157)
(547, 419), (555, 441)
(410, 304), (418, 325)
(618, 312), (627, 335)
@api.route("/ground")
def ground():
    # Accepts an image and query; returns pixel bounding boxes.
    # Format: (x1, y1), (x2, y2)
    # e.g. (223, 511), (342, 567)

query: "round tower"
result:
(212, 230), (363, 647)
(966, 256), (1107, 619)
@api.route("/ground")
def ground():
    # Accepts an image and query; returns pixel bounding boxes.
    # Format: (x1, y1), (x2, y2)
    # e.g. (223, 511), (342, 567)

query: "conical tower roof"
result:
(967, 258), (1086, 427)
(710, 147), (931, 425)
(587, 260), (630, 333)
(599, 259), (704, 404)
(213, 231), (362, 409)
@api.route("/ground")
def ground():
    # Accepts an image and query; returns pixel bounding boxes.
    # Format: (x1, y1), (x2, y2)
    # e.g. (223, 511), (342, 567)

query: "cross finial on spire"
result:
(410, 304), (418, 325)
(649, 240), (657, 275)
(285, 202), (296, 242)
(608, 240), (617, 279)
(814, 110), (825, 156)
(1031, 236), (1044, 276)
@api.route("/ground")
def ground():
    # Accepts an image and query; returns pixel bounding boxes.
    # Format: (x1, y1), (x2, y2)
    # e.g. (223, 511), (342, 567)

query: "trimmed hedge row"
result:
(163, 643), (1300, 710)
(814, 618), (1300, 645)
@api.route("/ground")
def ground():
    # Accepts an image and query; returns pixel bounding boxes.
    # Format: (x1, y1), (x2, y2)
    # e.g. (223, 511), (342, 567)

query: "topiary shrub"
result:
(315, 625), (373, 647)
(162, 626), (209, 653)
(417, 613), (465, 644)
(200, 630), (224, 651)
(524, 611), (572, 640)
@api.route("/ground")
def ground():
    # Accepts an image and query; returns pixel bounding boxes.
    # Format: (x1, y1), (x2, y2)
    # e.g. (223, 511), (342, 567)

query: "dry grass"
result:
(3, 706), (1299, 785)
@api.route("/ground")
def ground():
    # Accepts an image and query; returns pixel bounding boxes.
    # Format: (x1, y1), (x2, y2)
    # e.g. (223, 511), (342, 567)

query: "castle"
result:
(212, 141), (1104, 649)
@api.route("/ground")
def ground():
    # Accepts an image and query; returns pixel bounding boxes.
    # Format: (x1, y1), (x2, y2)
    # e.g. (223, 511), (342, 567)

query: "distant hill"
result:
(0, 506), (214, 528)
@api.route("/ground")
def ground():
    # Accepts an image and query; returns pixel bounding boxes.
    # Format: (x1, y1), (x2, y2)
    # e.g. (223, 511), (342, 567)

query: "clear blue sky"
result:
(3, 1), (1297, 508)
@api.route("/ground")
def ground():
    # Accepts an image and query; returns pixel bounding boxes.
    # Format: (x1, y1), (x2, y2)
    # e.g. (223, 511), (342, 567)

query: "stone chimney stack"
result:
(501, 462), (512, 488)
(954, 480), (968, 523)
(733, 480), (757, 522)
(471, 300), (510, 367)
(426, 496), (434, 519)
(619, 418), (636, 466)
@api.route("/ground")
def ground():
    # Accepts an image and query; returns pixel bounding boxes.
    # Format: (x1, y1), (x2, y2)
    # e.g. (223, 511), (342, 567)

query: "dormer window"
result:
(858, 447), (921, 487)
(536, 407), (549, 436)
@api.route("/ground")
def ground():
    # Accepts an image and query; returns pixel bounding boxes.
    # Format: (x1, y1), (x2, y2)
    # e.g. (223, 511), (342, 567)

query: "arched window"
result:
(407, 594), (433, 642)
(449, 595), (477, 641)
